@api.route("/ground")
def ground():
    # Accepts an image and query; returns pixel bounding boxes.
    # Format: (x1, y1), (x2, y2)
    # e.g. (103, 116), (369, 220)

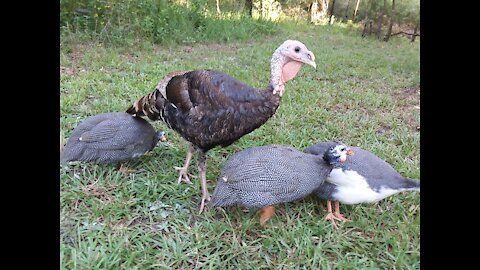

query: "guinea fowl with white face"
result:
(304, 142), (420, 227)
(209, 143), (353, 225)
(126, 40), (317, 213)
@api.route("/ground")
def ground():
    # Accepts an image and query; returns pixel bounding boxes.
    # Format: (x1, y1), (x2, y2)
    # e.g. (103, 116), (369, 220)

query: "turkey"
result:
(304, 142), (420, 226)
(209, 143), (353, 225)
(60, 112), (167, 174)
(126, 40), (316, 213)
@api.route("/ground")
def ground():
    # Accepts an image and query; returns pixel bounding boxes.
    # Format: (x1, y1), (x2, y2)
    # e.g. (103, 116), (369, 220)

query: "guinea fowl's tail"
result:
(209, 182), (239, 208)
(126, 70), (189, 120)
(402, 178), (420, 192)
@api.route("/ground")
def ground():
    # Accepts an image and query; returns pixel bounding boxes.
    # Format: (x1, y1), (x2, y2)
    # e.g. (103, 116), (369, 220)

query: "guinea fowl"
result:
(304, 142), (420, 227)
(209, 143), (353, 225)
(60, 112), (167, 174)
(126, 40), (316, 213)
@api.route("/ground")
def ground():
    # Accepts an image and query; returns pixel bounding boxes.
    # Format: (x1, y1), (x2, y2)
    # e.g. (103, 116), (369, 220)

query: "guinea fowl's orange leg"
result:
(333, 201), (351, 222)
(117, 162), (133, 176)
(175, 143), (194, 184)
(259, 206), (276, 225)
(324, 200), (339, 229)
(197, 151), (211, 214)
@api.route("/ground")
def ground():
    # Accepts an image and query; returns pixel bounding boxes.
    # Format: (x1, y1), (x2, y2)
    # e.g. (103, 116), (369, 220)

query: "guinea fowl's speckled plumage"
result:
(209, 144), (344, 209)
(304, 142), (420, 204)
(60, 112), (164, 164)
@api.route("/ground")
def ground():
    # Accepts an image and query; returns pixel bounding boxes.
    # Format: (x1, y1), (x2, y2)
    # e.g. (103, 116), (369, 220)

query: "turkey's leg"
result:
(197, 150), (210, 214)
(175, 143), (194, 184)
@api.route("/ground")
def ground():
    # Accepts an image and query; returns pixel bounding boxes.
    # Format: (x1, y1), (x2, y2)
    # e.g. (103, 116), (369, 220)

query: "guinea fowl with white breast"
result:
(209, 143), (353, 225)
(126, 40), (317, 213)
(304, 142), (420, 227)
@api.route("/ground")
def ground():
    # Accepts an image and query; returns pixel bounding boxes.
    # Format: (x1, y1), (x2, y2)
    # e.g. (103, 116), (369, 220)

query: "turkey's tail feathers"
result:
(126, 70), (189, 121)
(126, 88), (165, 121)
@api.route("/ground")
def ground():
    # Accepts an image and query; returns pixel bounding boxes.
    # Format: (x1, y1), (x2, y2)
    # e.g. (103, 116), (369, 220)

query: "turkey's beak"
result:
(304, 51), (316, 69)
(347, 148), (354, 156)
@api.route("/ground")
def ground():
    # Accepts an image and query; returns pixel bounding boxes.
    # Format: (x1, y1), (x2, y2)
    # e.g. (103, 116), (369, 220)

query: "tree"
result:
(215, 0), (220, 14)
(310, 0), (328, 24)
(411, 21), (419, 42)
(246, 0), (253, 16)
(376, 0), (387, 39)
(344, 0), (352, 20)
(353, 0), (361, 20)
(329, 0), (336, 24)
(384, 0), (396, 41)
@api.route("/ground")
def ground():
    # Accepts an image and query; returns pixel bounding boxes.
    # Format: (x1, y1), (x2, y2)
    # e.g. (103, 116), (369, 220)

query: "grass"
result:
(60, 24), (420, 269)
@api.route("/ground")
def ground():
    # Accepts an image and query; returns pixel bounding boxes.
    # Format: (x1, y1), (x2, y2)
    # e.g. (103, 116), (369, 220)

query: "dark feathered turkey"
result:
(60, 112), (166, 166)
(126, 40), (317, 213)
(304, 142), (420, 227)
(209, 144), (352, 225)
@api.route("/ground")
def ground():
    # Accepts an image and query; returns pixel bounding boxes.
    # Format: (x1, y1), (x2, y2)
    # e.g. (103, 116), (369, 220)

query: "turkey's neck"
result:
(270, 51), (285, 96)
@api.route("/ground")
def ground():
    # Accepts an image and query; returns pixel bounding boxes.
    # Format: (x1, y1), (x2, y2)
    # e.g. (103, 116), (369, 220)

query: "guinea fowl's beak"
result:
(347, 148), (354, 156)
(159, 132), (168, 142)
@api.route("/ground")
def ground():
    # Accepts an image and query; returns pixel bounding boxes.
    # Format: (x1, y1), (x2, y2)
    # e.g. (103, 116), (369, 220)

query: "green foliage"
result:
(61, 25), (420, 268)
(60, 0), (279, 46)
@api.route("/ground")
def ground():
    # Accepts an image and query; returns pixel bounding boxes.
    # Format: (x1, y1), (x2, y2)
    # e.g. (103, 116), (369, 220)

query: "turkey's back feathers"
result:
(160, 70), (281, 150)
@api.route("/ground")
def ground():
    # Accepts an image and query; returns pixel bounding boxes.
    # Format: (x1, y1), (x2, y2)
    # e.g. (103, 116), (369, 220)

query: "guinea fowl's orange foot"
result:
(259, 206), (276, 226)
(198, 193), (211, 214)
(333, 201), (351, 222)
(117, 163), (134, 176)
(333, 213), (352, 222)
(174, 166), (194, 184)
(324, 212), (339, 229)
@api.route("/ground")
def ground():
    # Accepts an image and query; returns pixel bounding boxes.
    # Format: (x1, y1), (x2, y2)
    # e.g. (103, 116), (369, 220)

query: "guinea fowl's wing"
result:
(346, 147), (415, 189)
(220, 146), (305, 195)
(79, 119), (139, 150)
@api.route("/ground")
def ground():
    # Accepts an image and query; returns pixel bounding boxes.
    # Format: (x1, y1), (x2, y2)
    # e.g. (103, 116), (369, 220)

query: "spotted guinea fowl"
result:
(304, 142), (420, 227)
(209, 143), (353, 225)
(126, 40), (317, 214)
(60, 112), (166, 174)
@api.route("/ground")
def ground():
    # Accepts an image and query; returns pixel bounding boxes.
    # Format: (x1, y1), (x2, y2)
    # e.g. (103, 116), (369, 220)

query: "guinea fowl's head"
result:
(323, 143), (354, 166)
(270, 40), (316, 96)
(155, 131), (168, 144)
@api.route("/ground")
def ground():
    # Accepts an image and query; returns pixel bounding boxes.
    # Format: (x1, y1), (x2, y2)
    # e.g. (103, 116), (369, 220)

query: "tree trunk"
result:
(376, 0), (387, 39)
(353, 0), (361, 20)
(260, 0), (264, 18)
(245, 0), (253, 16)
(344, 0), (352, 20)
(329, 0), (336, 24)
(384, 0), (395, 41)
(215, 0), (220, 14)
(362, 21), (368, 37)
(411, 21), (419, 42)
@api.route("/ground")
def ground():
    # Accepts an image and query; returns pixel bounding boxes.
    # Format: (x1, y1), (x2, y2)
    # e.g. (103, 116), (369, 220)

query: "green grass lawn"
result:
(60, 24), (420, 269)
